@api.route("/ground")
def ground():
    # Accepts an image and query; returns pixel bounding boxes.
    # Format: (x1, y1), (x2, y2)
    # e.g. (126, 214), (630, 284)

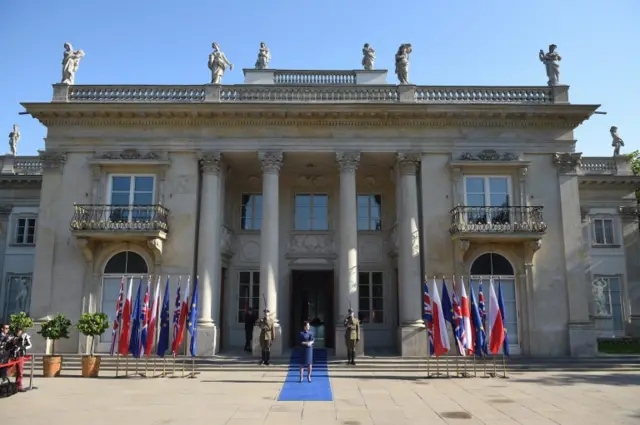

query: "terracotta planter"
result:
(42, 355), (62, 377)
(81, 356), (101, 378)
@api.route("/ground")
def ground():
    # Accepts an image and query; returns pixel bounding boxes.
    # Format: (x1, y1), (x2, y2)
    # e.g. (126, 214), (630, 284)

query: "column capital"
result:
(336, 151), (361, 173)
(552, 152), (582, 175)
(258, 151), (283, 174)
(396, 152), (421, 175)
(199, 152), (222, 174)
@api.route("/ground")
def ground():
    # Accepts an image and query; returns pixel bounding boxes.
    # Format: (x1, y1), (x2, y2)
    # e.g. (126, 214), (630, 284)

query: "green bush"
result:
(9, 312), (33, 334)
(38, 313), (72, 356)
(76, 312), (109, 356)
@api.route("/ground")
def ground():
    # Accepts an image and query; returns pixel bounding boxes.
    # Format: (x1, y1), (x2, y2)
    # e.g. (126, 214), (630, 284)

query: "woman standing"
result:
(299, 321), (314, 382)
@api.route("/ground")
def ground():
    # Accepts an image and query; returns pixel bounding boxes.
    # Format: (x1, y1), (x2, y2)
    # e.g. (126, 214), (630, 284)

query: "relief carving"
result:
(258, 151), (283, 174)
(220, 225), (236, 257)
(336, 152), (361, 172)
(199, 152), (222, 174)
(96, 150), (161, 160)
(287, 234), (335, 257)
(39, 151), (67, 171)
(456, 150), (520, 161)
(552, 152), (582, 174)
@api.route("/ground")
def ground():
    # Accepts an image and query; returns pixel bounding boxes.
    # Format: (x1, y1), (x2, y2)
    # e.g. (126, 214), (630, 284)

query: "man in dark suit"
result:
(244, 309), (256, 352)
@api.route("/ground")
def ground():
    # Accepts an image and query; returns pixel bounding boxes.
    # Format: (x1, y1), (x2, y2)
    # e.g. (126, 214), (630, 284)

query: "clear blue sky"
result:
(1, 0), (638, 156)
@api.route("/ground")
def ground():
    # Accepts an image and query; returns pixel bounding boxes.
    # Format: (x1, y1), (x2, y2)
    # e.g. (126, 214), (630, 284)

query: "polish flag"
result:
(145, 276), (161, 357)
(431, 278), (450, 356)
(459, 277), (473, 354)
(487, 278), (505, 354)
(173, 277), (191, 353)
(117, 278), (134, 356)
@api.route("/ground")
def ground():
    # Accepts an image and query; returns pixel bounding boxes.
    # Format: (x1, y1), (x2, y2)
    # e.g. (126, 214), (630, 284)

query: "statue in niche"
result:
(361, 43), (375, 70)
(610, 126), (625, 156)
(61, 42), (85, 85)
(8, 124), (20, 156)
(592, 279), (610, 316)
(255, 42), (271, 69)
(395, 43), (412, 84)
(538, 44), (561, 86)
(208, 42), (233, 84)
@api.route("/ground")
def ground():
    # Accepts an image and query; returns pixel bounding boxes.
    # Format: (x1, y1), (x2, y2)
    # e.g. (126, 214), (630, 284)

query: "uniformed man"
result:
(257, 309), (275, 366)
(343, 308), (360, 365)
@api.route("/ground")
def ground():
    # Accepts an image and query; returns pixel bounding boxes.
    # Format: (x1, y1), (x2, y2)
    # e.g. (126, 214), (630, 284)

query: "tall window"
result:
(237, 271), (260, 323)
(592, 276), (624, 332)
(240, 194), (262, 230)
(14, 217), (36, 245)
(358, 271), (384, 323)
(294, 194), (329, 231)
(109, 175), (155, 222)
(464, 176), (510, 224)
(592, 218), (615, 245)
(357, 195), (382, 231)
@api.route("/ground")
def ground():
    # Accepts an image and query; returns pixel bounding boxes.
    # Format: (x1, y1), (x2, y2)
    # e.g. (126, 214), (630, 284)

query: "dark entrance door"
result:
(290, 270), (334, 349)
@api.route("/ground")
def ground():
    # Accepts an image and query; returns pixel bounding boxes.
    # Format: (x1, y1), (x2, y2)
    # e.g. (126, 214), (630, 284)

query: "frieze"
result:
(456, 150), (520, 161)
(553, 152), (582, 174)
(287, 234), (335, 257)
(96, 149), (162, 160)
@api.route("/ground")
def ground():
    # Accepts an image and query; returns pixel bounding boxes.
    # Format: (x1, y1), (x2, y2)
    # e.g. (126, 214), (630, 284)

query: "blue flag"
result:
(128, 279), (143, 358)
(156, 277), (171, 357)
(469, 284), (486, 356)
(497, 279), (510, 357)
(441, 279), (455, 327)
(187, 277), (199, 357)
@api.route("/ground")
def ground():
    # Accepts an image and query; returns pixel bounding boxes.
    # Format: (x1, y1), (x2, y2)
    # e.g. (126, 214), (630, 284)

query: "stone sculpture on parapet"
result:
(610, 126), (625, 156)
(61, 42), (85, 85)
(361, 43), (375, 70)
(8, 124), (20, 157)
(539, 44), (561, 86)
(255, 42), (271, 69)
(395, 43), (412, 84)
(208, 42), (233, 84)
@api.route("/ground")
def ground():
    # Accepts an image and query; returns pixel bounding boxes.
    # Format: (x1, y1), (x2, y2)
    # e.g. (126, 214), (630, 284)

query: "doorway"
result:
(290, 270), (334, 349)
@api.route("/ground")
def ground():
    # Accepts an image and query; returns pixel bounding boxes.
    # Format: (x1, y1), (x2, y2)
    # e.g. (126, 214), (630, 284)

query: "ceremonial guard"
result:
(343, 308), (360, 365)
(258, 309), (275, 366)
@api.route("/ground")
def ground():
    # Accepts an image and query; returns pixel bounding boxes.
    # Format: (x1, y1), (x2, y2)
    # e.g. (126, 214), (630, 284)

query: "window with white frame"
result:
(464, 176), (511, 224)
(108, 175), (155, 222)
(357, 194), (382, 231)
(358, 271), (384, 323)
(240, 194), (263, 230)
(592, 275), (624, 332)
(13, 217), (36, 245)
(294, 194), (329, 231)
(237, 271), (260, 323)
(592, 218), (616, 246)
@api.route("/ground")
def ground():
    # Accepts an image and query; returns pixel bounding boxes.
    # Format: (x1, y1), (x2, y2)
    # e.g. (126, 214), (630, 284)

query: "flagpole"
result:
(152, 277), (161, 378)
(493, 355), (497, 378)
(116, 353), (120, 377)
(472, 353), (477, 378)
(125, 355), (129, 377)
(502, 354), (508, 379)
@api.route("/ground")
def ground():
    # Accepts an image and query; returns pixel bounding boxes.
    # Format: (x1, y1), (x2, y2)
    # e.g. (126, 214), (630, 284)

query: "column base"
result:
(397, 324), (428, 357)
(334, 326), (364, 358)
(568, 321), (597, 357)
(252, 323), (284, 357)
(194, 325), (220, 356)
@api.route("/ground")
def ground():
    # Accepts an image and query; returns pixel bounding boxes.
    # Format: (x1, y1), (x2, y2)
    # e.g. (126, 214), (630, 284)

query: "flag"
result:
(188, 277), (199, 357)
(139, 278), (151, 356)
(459, 277), (473, 354)
(488, 278), (505, 354)
(477, 280), (488, 355)
(469, 284), (486, 356)
(156, 276), (171, 357)
(145, 276), (161, 357)
(117, 278), (133, 356)
(423, 278), (434, 355)
(109, 276), (125, 356)
(128, 279), (143, 358)
(431, 279), (450, 356)
(497, 278), (510, 356)
(451, 277), (465, 356)
(173, 277), (190, 355)
(171, 277), (183, 355)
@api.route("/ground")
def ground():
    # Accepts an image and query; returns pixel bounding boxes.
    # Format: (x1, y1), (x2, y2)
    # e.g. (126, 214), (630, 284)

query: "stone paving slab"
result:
(4, 369), (640, 425)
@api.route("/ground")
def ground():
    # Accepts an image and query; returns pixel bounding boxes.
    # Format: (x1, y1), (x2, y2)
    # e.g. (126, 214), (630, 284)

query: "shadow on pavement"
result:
(509, 372), (640, 387)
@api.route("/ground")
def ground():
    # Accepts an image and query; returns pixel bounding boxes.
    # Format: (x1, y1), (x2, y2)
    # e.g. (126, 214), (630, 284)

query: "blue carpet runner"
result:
(277, 348), (333, 401)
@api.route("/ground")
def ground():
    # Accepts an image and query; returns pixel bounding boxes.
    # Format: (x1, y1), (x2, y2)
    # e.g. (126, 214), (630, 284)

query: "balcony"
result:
(449, 206), (547, 242)
(70, 204), (169, 240)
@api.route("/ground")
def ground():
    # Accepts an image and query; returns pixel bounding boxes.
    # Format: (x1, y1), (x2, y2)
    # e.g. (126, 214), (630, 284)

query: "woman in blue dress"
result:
(299, 321), (314, 382)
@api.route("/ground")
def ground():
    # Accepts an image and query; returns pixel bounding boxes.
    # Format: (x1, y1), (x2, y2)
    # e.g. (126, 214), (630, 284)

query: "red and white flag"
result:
(117, 277), (134, 356)
(173, 276), (190, 353)
(431, 279), (450, 357)
(488, 278), (505, 354)
(459, 277), (473, 354)
(109, 276), (125, 356)
(145, 276), (161, 357)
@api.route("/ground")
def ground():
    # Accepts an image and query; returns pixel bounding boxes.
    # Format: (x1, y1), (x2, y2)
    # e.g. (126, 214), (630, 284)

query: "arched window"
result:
(104, 251), (148, 275)
(469, 252), (519, 352)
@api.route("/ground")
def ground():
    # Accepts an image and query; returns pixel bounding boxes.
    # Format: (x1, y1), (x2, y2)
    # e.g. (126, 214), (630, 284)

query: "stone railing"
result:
(70, 204), (170, 233)
(274, 70), (357, 85)
(0, 155), (43, 176)
(53, 84), (561, 105)
(579, 157), (624, 175)
(449, 206), (547, 235)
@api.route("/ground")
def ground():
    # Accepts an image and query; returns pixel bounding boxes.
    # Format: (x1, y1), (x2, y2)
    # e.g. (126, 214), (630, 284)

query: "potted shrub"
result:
(7, 312), (34, 377)
(37, 313), (71, 377)
(76, 312), (109, 377)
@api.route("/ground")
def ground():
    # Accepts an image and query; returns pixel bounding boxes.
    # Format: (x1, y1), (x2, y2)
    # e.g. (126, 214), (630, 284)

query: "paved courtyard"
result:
(5, 368), (640, 425)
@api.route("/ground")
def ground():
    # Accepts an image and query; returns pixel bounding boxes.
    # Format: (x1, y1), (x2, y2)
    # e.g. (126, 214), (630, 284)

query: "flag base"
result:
(193, 326), (219, 356)
(397, 324), (428, 357)
(334, 326), (364, 357)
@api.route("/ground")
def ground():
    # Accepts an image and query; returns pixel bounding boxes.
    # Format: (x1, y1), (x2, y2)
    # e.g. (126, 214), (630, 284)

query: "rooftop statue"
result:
(255, 42), (271, 69)
(610, 126), (625, 156)
(361, 43), (375, 71)
(539, 44), (561, 86)
(395, 43), (412, 84)
(208, 42), (233, 84)
(8, 124), (20, 156)
(61, 42), (85, 85)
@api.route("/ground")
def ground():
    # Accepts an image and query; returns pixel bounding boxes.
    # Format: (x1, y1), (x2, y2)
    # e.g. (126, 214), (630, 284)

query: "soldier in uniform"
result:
(343, 308), (360, 365)
(258, 309), (275, 366)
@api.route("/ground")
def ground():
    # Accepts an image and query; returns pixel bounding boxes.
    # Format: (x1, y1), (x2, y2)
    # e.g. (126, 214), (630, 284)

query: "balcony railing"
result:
(450, 206), (547, 235)
(70, 204), (169, 233)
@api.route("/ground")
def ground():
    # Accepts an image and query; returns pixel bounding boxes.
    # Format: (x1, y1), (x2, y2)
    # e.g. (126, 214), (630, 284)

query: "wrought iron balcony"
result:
(449, 206), (547, 236)
(70, 204), (169, 233)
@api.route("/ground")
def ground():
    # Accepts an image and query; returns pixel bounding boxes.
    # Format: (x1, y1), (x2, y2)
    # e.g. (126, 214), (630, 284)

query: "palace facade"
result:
(4, 67), (640, 357)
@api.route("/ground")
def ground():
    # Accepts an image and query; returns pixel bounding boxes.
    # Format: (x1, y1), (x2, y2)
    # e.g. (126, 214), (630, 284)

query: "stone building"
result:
(9, 66), (640, 357)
